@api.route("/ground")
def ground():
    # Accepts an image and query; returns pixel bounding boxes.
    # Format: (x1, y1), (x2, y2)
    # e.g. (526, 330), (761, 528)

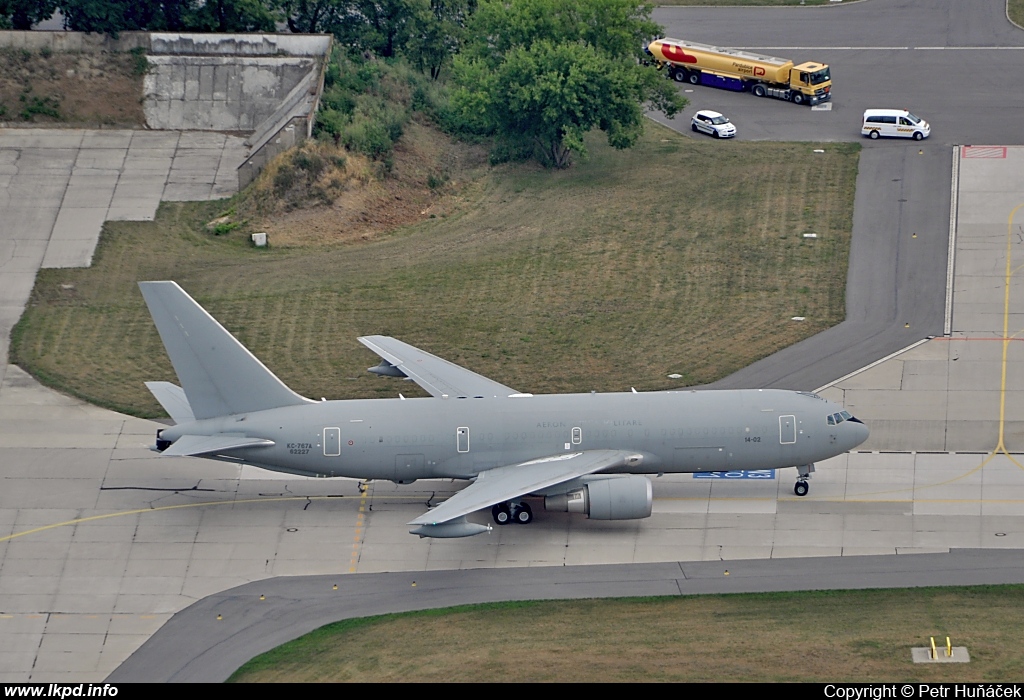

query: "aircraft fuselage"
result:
(158, 388), (867, 481)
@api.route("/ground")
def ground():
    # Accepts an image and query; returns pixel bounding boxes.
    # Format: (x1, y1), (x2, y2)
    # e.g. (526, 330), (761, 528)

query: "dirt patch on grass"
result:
(234, 120), (489, 247)
(0, 48), (145, 126)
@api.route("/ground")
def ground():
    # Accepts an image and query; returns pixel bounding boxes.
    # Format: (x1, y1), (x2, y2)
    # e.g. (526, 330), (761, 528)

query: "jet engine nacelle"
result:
(544, 475), (653, 520)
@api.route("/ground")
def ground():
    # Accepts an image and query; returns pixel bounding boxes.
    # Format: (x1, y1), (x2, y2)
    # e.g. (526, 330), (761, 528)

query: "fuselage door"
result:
(457, 426), (469, 453)
(779, 415), (796, 445)
(324, 427), (341, 456)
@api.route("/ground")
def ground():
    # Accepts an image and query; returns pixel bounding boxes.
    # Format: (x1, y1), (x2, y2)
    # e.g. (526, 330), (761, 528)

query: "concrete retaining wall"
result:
(149, 33), (331, 57)
(144, 56), (317, 131)
(0, 30), (149, 52)
(0, 31), (331, 56)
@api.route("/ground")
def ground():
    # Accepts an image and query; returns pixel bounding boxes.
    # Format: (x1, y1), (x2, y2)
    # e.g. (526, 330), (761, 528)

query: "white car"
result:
(861, 109), (930, 141)
(691, 110), (736, 139)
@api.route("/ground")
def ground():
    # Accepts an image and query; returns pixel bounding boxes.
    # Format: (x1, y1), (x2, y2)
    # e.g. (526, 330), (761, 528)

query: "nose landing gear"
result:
(794, 463), (815, 497)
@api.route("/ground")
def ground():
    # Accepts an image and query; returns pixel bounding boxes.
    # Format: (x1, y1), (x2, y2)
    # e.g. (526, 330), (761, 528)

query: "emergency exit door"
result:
(324, 427), (341, 456)
(779, 415), (796, 445)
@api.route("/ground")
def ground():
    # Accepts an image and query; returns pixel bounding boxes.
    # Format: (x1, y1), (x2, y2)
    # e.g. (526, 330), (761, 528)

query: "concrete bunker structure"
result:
(0, 30), (332, 189)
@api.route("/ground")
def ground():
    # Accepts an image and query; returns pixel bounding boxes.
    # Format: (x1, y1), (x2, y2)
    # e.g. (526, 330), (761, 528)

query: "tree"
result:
(405, 0), (472, 79)
(183, 0), (281, 32)
(328, 0), (420, 58)
(282, 0), (345, 33)
(450, 0), (684, 168)
(60, 0), (279, 34)
(59, 0), (204, 33)
(465, 0), (660, 66)
(0, 0), (58, 30)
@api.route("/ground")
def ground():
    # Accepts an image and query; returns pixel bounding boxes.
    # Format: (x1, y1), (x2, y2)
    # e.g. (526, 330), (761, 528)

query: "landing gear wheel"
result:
(513, 502), (533, 525)
(794, 481), (809, 497)
(492, 503), (511, 525)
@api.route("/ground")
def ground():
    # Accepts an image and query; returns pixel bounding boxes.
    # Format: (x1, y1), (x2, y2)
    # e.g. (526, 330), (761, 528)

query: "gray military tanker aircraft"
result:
(139, 281), (869, 538)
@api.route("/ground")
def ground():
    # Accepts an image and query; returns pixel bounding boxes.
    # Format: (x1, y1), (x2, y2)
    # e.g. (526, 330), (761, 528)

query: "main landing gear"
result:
(492, 501), (533, 525)
(794, 463), (815, 497)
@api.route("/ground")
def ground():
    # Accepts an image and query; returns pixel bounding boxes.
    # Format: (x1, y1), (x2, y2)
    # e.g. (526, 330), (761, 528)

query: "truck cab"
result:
(790, 63), (831, 105)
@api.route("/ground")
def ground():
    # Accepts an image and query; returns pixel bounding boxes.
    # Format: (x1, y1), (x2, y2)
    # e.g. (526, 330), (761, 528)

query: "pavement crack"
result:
(101, 481), (214, 492)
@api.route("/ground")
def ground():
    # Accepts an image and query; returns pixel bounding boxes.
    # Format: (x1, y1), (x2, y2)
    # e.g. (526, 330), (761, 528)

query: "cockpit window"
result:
(827, 415), (836, 425)
(840, 411), (852, 420)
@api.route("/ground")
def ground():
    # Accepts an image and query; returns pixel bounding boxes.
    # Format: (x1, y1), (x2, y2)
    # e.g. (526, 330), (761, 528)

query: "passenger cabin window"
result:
(882, 116), (898, 124)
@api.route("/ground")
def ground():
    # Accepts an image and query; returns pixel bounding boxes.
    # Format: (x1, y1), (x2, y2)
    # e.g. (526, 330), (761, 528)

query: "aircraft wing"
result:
(408, 449), (640, 527)
(358, 335), (520, 398)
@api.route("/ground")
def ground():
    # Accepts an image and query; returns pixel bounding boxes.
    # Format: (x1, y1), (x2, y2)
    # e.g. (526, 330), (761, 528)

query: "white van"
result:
(861, 109), (930, 141)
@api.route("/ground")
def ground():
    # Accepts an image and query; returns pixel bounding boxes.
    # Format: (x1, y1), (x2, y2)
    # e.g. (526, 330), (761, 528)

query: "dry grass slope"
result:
(12, 124), (859, 418)
(0, 48), (146, 126)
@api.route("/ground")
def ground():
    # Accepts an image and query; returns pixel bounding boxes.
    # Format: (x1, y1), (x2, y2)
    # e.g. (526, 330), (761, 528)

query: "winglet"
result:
(139, 282), (313, 420)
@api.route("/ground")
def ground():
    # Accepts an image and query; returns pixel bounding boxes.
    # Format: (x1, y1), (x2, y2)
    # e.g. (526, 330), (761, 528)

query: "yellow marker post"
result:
(930, 637), (936, 659)
(947, 637), (952, 657)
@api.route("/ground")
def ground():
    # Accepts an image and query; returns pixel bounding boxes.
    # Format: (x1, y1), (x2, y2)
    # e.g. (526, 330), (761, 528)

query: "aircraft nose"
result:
(847, 418), (869, 449)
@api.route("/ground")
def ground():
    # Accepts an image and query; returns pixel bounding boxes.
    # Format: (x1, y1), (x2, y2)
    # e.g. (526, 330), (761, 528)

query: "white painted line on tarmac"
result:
(748, 47), (909, 50)
(945, 146), (961, 337)
(746, 47), (1024, 51)
(814, 337), (932, 393)
(914, 46), (1024, 50)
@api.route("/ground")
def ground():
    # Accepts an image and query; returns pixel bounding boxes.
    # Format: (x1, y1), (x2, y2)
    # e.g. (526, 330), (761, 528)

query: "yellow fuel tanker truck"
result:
(645, 38), (832, 106)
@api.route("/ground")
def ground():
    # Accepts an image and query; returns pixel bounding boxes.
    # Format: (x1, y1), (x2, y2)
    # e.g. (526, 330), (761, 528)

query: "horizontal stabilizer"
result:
(145, 382), (195, 424)
(161, 434), (275, 457)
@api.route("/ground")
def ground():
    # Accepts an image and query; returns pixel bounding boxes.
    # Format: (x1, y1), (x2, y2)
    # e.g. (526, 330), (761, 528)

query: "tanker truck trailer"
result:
(645, 38), (832, 106)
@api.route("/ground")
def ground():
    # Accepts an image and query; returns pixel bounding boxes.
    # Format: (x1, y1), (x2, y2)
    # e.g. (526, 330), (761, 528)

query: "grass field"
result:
(1010, 0), (1024, 28)
(12, 125), (859, 418)
(229, 586), (1024, 682)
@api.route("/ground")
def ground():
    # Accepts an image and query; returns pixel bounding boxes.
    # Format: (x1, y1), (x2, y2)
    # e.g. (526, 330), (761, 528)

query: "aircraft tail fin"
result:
(139, 282), (312, 420)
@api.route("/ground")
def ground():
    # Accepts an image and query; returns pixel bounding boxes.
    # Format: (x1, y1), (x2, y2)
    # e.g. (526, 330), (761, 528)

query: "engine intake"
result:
(545, 475), (653, 520)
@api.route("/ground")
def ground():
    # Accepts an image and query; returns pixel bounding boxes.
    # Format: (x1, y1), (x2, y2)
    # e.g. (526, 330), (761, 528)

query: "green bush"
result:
(313, 53), (451, 164)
